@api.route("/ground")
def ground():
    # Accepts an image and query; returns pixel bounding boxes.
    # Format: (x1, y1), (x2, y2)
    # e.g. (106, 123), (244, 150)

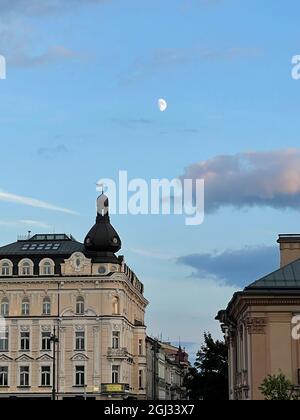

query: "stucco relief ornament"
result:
(75, 325), (85, 331)
(246, 317), (266, 334)
(71, 253), (85, 272)
(41, 325), (52, 332)
(20, 326), (30, 332)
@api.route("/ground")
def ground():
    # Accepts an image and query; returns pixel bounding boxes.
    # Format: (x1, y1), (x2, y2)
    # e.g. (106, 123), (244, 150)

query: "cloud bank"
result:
(177, 246), (278, 287)
(181, 149), (300, 213)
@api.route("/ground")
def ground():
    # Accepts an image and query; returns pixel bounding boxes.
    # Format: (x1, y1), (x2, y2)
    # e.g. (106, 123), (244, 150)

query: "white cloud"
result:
(0, 190), (77, 215)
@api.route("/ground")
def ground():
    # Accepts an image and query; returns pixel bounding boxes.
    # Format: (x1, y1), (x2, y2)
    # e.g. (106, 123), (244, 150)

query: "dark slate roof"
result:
(0, 234), (84, 256)
(246, 258), (300, 290)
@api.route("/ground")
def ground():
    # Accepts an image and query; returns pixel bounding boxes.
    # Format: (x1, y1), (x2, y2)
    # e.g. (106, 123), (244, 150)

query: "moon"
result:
(158, 98), (168, 112)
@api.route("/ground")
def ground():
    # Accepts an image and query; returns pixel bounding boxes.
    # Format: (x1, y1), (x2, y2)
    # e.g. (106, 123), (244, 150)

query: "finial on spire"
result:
(96, 182), (106, 195)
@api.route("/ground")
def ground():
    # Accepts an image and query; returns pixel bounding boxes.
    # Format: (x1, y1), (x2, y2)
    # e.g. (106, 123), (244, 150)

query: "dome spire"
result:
(84, 193), (121, 254)
(97, 194), (109, 219)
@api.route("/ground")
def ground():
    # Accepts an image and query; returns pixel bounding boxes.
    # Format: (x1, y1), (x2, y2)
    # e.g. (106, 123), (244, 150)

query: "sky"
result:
(1, 0), (300, 361)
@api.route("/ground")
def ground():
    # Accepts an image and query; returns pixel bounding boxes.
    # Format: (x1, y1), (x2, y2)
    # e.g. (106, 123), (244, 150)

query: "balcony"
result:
(107, 347), (128, 359)
(101, 383), (130, 394)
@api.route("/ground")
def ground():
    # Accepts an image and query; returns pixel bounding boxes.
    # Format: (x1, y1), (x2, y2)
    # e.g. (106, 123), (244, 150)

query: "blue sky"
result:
(1, 0), (300, 361)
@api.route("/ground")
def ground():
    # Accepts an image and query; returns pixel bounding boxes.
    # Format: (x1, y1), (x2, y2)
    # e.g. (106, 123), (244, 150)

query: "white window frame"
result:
(40, 365), (51, 387)
(0, 365), (9, 387)
(112, 331), (120, 349)
(20, 331), (30, 351)
(18, 259), (34, 277)
(42, 297), (51, 316)
(39, 259), (55, 276)
(21, 299), (30, 316)
(19, 365), (30, 388)
(76, 297), (85, 315)
(75, 331), (85, 351)
(0, 331), (9, 352)
(112, 365), (120, 384)
(41, 331), (51, 351)
(75, 365), (85, 387)
(0, 299), (9, 317)
(0, 260), (13, 277)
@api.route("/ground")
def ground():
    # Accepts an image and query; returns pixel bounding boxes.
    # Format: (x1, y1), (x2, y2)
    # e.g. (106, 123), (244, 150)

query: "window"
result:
(76, 297), (85, 315)
(139, 370), (143, 389)
(20, 366), (29, 387)
(20, 332), (30, 351)
(112, 331), (120, 349)
(0, 367), (8, 387)
(112, 365), (120, 384)
(41, 366), (51, 387)
(0, 332), (8, 352)
(0, 299), (9, 317)
(43, 262), (51, 276)
(139, 339), (143, 356)
(42, 332), (51, 351)
(42, 297), (51, 315)
(21, 299), (30, 316)
(39, 259), (54, 276)
(1, 263), (10, 276)
(21, 262), (31, 276)
(75, 366), (85, 387)
(75, 331), (85, 351)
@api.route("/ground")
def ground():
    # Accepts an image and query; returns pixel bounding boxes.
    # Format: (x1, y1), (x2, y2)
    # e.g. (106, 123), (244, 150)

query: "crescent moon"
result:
(158, 98), (168, 112)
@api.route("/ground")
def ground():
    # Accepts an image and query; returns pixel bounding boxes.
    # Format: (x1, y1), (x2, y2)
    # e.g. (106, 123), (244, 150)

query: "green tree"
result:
(185, 332), (228, 400)
(259, 372), (299, 401)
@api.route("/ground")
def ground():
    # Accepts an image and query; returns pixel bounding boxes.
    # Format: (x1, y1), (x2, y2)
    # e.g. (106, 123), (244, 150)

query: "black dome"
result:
(84, 195), (121, 253)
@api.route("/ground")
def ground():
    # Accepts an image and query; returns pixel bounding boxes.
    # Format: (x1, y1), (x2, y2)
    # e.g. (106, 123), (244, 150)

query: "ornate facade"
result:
(146, 337), (189, 400)
(0, 195), (148, 399)
(216, 234), (300, 400)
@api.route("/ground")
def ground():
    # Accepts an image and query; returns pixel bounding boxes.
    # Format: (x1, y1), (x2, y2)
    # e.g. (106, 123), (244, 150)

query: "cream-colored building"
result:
(146, 337), (189, 400)
(0, 195), (148, 400)
(216, 234), (300, 400)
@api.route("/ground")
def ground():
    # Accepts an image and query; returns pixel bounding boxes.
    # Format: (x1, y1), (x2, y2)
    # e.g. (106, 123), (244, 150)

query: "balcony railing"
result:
(107, 347), (128, 358)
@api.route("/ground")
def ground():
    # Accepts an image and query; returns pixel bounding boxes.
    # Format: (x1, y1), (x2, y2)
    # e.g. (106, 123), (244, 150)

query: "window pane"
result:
(0, 367), (8, 386)
(21, 332), (30, 351)
(42, 332), (51, 351)
(75, 366), (85, 386)
(0, 332), (9, 351)
(20, 366), (29, 387)
(75, 332), (85, 351)
(41, 366), (51, 386)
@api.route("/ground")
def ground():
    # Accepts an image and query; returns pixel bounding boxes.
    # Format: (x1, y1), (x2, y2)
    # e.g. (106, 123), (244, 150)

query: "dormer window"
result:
(18, 259), (34, 277)
(0, 260), (13, 277)
(39, 259), (55, 276)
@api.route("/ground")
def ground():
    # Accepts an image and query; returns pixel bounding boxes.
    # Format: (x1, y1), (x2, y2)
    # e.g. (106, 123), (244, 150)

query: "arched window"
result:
(76, 297), (85, 315)
(0, 260), (12, 277)
(39, 259), (54, 276)
(18, 259), (34, 276)
(42, 297), (51, 316)
(21, 298), (30, 316)
(112, 296), (120, 315)
(0, 298), (9, 317)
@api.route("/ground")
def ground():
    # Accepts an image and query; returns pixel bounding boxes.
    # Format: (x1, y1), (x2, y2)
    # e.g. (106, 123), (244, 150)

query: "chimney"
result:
(277, 234), (300, 267)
